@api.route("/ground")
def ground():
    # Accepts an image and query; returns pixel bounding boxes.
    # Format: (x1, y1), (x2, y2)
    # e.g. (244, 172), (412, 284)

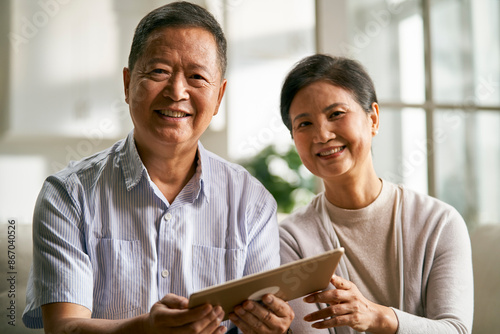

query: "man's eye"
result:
(191, 74), (205, 80)
(152, 69), (166, 74)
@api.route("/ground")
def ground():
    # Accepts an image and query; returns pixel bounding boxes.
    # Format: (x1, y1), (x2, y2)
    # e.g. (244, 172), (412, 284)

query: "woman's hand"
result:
(228, 294), (294, 334)
(303, 275), (398, 334)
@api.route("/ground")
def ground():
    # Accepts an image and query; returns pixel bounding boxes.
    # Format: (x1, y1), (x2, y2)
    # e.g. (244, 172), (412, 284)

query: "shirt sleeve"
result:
(394, 208), (473, 334)
(242, 181), (280, 276)
(22, 174), (93, 328)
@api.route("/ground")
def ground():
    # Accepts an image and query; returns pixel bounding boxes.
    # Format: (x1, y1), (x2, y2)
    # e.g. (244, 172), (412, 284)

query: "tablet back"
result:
(188, 248), (344, 320)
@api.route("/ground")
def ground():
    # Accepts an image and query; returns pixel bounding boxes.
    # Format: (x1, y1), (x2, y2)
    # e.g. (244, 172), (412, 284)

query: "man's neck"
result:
(135, 140), (199, 204)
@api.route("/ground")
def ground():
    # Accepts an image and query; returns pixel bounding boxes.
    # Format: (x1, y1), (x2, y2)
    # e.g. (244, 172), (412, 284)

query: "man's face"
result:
(124, 27), (226, 154)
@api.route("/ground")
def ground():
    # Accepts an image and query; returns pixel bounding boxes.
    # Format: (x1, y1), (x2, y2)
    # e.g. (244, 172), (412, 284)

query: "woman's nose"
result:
(313, 123), (335, 143)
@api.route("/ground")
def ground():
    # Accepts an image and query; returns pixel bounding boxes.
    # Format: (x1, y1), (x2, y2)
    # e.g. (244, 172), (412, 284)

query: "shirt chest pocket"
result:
(92, 238), (144, 318)
(192, 245), (246, 292)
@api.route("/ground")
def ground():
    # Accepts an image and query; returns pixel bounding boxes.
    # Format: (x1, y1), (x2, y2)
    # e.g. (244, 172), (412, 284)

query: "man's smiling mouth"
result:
(156, 110), (188, 118)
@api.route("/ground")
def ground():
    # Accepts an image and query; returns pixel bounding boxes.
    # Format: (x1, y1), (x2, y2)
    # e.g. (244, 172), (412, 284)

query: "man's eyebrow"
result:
(187, 63), (212, 74)
(145, 57), (170, 65)
(145, 58), (211, 72)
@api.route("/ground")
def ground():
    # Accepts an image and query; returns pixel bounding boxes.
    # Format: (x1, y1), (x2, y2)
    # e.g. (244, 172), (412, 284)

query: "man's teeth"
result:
(158, 110), (187, 118)
(319, 147), (343, 156)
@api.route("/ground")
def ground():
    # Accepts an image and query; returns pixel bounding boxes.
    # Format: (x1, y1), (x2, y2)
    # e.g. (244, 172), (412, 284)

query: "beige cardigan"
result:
(280, 181), (473, 334)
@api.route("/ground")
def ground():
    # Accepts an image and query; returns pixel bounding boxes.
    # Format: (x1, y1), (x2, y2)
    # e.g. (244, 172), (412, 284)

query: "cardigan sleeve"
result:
(280, 222), (333, 334)
(394, 204), (473, 334)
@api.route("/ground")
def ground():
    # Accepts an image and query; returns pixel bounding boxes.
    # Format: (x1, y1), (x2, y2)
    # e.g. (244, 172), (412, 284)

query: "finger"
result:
(210, 326), (228, 334)
(303, 303), (346, 322)
(261, 294), (293, 319)
(243, 300), (275, 325)
(330, 274), (353, 290)
(229, 312), (257, 334)
(241, 300), (274, 323)
(168, 305), (223, 333)
(303, 288), (346, 304)
(302, 290), (322, 303)
(198, 306), (226, 334)
(310, 314), (351, 329)
(152, 301), (213, 327)
(229, 303), (272, 333)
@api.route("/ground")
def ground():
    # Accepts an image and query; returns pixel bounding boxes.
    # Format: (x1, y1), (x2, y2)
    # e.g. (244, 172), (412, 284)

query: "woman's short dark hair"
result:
(128, 1), (227, 77)
(280, 54), (378, 133)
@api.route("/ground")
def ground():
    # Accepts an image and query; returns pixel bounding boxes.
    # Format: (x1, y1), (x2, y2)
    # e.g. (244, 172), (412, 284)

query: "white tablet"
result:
(188, 248), (344, 320)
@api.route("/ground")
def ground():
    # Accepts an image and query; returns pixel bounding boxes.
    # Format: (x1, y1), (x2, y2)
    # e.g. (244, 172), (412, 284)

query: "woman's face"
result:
(289, 81), (379, 182)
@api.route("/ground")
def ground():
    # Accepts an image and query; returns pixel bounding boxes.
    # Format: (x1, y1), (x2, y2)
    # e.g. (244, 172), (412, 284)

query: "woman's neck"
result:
(323, 170), (382, 210)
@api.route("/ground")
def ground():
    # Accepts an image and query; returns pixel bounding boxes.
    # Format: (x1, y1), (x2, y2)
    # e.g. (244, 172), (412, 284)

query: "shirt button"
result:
(164, 213), (172, 221)
(161, 270), (169, 278)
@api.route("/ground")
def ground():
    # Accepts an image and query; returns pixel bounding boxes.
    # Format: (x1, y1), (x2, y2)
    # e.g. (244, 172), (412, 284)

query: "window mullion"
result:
(422, 0), (436, 197)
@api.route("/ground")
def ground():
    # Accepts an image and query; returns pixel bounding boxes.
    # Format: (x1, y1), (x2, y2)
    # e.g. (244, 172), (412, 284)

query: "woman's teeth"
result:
(319, 147), (343, 156)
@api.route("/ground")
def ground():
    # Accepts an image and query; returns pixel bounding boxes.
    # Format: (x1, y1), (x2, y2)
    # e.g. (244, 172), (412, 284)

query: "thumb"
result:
(330, 274), (350, 290)
(160, 293), (189, 309)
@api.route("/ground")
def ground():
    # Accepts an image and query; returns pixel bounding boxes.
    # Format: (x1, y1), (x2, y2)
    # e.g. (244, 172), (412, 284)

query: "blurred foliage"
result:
(240, 145), (317, 213)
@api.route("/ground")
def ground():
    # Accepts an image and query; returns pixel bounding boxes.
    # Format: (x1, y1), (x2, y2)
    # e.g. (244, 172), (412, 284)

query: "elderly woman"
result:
(278, 55), (473, 334)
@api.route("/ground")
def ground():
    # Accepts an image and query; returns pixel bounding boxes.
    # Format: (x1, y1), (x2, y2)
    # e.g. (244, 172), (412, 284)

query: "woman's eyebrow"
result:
(292, 102), (350, 123)
(292, 112), (310, 123)
(323, 102), (348, 112)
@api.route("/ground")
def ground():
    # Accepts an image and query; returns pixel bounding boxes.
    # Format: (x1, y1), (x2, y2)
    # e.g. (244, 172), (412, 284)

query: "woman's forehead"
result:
(291, 82), (356, 109)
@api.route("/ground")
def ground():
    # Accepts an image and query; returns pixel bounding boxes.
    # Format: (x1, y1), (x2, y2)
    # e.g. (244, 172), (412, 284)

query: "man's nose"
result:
(163, 73), (189, 101)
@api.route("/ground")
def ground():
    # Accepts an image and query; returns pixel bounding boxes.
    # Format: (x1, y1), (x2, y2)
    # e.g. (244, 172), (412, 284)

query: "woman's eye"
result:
(330, 111), (344, 118)
(298, 121), (311, 128)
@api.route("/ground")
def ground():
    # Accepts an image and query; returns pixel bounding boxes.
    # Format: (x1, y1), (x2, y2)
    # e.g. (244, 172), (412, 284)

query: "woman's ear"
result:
(370, 102), (380, 135)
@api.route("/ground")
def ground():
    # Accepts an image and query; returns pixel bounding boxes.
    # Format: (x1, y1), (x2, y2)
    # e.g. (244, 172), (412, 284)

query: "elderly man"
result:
(22, 2), (293, 333)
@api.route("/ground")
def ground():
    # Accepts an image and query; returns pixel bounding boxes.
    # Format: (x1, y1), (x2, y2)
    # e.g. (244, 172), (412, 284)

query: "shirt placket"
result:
(158, 209), (174, 299)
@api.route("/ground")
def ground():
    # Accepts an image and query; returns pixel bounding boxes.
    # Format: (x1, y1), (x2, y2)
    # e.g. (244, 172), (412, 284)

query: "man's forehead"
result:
(145, 26), (216, 51)
(140, 28), (216, 61)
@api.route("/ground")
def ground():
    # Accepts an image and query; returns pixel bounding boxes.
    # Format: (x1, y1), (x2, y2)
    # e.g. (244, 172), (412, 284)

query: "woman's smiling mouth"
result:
(317, 146), (345, 157)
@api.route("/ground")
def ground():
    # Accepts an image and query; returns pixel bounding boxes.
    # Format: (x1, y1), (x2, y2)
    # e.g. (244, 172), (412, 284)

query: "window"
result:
(221, 0), (316, 160)
(317, 0), (500, 228)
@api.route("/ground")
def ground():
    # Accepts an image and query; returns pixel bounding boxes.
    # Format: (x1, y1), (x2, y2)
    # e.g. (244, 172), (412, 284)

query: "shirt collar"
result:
(196, 141), (211, 203)
(118, 130), (211, 203)
(119, 130), (146, 191)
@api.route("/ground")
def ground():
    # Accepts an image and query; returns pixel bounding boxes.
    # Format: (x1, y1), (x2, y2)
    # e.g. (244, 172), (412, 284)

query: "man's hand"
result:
(41, 293), (226, 334)
(302, 275), (398, 334)
(228, 294), (294, 334)
(147, 293), (226, 334)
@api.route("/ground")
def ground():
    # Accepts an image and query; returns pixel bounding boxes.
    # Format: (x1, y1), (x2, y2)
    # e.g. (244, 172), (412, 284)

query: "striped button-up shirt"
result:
(23, 131), (280, 329)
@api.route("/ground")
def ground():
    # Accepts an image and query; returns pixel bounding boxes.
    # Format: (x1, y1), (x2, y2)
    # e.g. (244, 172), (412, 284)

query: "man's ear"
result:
(213, 78), (227, 116)
(123, 67), (131, 104)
